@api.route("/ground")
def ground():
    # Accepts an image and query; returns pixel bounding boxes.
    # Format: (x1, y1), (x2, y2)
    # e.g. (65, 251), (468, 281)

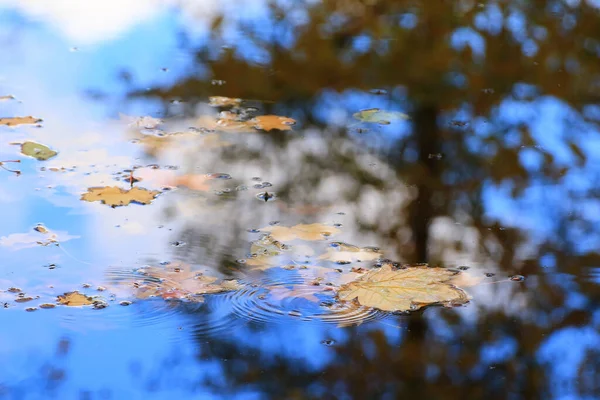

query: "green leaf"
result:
(20, 141), (57, 161)
(353, 108), (409, 125)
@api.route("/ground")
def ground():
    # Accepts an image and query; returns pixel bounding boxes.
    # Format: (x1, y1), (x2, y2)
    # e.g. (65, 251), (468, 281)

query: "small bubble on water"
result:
(261, 182), (272, 187)
(93, 301), (108, 309)
(457, 266), (470, 271)
(82, 283), (91, 288)
(207, 173), (232, 180)
(211, 79), (226, 86)
(335, 261), (351, 265)
(333, 223), (342, 227)
(251, 177), (262, 181)
(321, 339), (336, 346)
(247, 228), (260, 233)
(336, 212), (346, 215)
(510, 275), (525, 282)
(253, 183), (265, 189)
(214, 190), (225, 196)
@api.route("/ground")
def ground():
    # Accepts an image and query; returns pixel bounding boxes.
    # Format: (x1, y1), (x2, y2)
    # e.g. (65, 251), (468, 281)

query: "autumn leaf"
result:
(353, 108), (409, 125)
(81, 186), (160, 207)
(259, 223), (340, 242)
(337, 264), (469, 312)
(249, 115), (296, 131)
(318, 243), (382, 263)
(17, 141), (58, 161)
(57, 291), (94, 306)
(209, 96), (242, 107)
(0, 116), (42, 127)
(133, 264), (242, 300)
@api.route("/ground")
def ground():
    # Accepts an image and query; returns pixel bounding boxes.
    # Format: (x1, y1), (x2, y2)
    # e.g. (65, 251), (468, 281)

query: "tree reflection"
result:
(121, 0), (600, 398)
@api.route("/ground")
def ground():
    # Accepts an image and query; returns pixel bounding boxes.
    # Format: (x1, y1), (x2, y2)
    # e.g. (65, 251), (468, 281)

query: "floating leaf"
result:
(209, 96), (242, 107)
(57, 291), (94, 306)
(0, 116), (42, 126)
(337, 264), (469, 312)
(19, 141), (57, 161)
(259, 223), (340, 242)
(81, 186), (160, 207)
(319, 243), (382, 263)
(250, 115), (296, 131)
(0, 95), (15, 101)
(353, 108), (409, 125)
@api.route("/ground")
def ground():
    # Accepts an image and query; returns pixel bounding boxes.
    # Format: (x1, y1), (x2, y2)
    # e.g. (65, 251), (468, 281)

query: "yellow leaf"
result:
(0, 116), (42, 127)
(259, 223), (340, 242)
(337, 264), (469, 312)
(81, 186), (160, 207)
(250, 115), (296, 131)
(209, 96), (242, 107)
(57, 291), (94, 306)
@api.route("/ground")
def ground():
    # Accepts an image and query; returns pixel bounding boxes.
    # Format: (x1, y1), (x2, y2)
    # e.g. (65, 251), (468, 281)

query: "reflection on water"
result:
(1, 0), (600, 398)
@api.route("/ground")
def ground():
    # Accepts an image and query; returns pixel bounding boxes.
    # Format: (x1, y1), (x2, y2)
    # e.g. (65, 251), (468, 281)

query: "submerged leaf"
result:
(19, 141), (58, 160)
(319, 243), (381, 263)
(337, 264), (469, 312)
(0, 116), (42, 126)
(250, 115), (296, 131)
(132, 264), (243, 300)
(353, 108), (409, 125)
(259, 223), (340, 242)
(209, 96), (242, 107)
(57, 291), (94, 306)
(120, 114), (163, 129)
(81, 186), (160, 207)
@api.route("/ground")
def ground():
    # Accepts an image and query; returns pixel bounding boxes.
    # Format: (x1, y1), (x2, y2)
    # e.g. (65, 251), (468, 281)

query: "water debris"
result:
(256, 191), (276, 202)
(337, 263), (470, 312)
(0, 95), (15, 101)
(510, 275), (525, 282)
(249, 115), (296, 131)
(0, 159), (21, 175)
(209, 96), (242, 107)
(57, 291), (94, 307)
(259, 223), (341, 242)
(16, 141), (58, 161)
(0, 226), (78, 250)
(81, 186), (160, 207)
(0, 116), (42, 127)
(352, 108), (409, 125)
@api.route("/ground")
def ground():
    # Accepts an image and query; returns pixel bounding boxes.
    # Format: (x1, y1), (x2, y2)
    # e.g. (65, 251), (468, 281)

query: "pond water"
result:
(1, 1), (599, 399)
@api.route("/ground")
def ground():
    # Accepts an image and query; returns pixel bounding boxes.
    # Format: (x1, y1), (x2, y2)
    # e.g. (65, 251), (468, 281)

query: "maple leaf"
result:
(80, 186), (160, 207)
(337, 264), (469, 312)
(57, 291), (94, 306)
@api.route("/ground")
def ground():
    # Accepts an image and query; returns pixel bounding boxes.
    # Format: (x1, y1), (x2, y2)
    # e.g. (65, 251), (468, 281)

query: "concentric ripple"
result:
(227, 275), (386, 326)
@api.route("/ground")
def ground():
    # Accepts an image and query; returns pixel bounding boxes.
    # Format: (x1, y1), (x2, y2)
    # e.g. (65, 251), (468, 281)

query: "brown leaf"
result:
(337, 264), (469, 312)
(259, 223), (340, 242)
(81, 186), (160, 207)
(0, 116), (42, 127)
(57, 291), (94, 306)
(250, 115), (296, 131)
